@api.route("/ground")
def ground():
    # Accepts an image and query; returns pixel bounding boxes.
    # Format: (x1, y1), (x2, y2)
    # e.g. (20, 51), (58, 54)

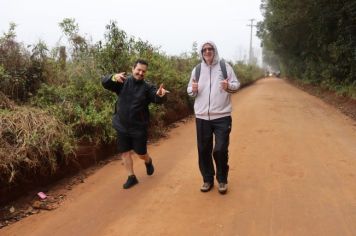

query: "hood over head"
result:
(199, 41), (220, 65)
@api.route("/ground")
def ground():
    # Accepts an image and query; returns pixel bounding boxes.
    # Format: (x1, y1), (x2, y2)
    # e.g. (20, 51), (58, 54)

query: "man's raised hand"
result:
(113, 72), (126, 83)
(156, 83), (169, 97)
(220, 79), (228, 91)
(192, 79), (198, 93)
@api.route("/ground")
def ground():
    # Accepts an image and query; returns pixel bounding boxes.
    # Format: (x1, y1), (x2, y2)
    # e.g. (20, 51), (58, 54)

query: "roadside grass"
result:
(0, 105), (75, 186)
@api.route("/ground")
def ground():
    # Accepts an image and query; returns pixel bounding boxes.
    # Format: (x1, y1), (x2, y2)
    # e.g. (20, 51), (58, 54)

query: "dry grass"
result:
(0, 105), (75, 185)
(0, 92), (15, 110)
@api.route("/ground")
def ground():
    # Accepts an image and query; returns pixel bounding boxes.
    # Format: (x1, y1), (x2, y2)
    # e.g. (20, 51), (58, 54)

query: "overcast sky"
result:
(0, 0), (263, 62)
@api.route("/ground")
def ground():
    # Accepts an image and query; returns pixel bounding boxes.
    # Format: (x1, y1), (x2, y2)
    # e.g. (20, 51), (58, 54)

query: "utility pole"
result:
(247, 19), (257, 64)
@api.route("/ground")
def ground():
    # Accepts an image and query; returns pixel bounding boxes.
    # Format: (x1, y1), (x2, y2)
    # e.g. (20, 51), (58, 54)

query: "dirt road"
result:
(2, 78), (356, 236)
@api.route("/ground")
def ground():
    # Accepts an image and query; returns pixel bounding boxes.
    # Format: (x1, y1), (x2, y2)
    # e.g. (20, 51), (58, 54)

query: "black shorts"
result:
(116, 130), (147, 155)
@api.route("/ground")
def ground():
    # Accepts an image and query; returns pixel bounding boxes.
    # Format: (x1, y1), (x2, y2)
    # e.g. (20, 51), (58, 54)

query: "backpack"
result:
(194, 59), (228, 82)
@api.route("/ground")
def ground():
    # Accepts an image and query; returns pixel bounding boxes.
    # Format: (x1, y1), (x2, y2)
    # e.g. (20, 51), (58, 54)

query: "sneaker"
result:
(145, 158), (154, 176)
(200, 182), (214, 192)
(123, 175), (138, 189)
(218, 183), (228, 194)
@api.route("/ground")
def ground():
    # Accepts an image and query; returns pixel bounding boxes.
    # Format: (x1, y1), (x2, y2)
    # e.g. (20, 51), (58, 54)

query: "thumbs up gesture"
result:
(220, 79), (228, 91)
(156, 83), (169, 97)
(192, 79), (198, 92)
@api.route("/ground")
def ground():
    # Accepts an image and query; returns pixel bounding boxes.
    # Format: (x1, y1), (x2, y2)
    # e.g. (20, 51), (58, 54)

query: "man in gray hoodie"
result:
(187, 41), (240, 194)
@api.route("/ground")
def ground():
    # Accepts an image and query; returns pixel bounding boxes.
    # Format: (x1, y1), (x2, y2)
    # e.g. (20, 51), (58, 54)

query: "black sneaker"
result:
(123, 175), (138, 189)
(200, 182), (214, 192)
(145, 158), (154, 175)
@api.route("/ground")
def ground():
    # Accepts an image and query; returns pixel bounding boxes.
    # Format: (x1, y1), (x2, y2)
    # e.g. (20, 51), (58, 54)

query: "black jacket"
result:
(102, 74), (165, 133)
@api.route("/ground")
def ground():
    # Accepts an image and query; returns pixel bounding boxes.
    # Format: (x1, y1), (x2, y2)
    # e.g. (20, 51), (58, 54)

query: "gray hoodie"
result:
(187, 41), (240, 120)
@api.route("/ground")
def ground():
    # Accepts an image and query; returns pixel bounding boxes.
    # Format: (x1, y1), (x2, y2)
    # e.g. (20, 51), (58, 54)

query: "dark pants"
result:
(195, 116), (231, 184)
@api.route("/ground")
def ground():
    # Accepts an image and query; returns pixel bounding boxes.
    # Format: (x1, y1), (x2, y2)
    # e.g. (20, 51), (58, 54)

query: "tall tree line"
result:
(257, 0), (356, 88)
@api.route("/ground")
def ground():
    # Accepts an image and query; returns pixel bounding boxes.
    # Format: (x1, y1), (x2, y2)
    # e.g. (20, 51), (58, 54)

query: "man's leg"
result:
(137, 153), (154, 175)
(196, 118), (214, 191)
(117, 130), (139, 189)
(132, 130), (154, 176)
(212, 116), (231, 194)
(121, 151), (139, 189)
(122, 151), (134, 176)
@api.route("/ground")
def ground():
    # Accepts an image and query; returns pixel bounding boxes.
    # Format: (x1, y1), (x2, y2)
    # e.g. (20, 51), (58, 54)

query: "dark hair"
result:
(133, 59), (148, 68)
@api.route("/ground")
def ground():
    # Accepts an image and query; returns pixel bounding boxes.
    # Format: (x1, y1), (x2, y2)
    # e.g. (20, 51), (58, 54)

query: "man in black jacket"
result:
(102, 59), (168, 189)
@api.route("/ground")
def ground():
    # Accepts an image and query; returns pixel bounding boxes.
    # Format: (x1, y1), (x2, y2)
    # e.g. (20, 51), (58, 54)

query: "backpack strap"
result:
(194, 63), (201, 82)
(194, 59), (227, 82)
(220, 59), (228, 79)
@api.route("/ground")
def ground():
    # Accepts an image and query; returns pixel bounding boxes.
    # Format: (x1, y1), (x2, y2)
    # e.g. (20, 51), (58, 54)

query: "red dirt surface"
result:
(1, 78), (356, 236)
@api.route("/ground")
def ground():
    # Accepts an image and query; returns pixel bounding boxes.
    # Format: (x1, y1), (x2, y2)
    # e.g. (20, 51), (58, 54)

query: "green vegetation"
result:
(0, 19), (262, 187)
(257, 0), (356, 98)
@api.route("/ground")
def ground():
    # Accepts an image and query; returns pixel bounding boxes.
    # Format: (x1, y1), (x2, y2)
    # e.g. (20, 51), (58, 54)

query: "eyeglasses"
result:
(202, 47), (214, 53)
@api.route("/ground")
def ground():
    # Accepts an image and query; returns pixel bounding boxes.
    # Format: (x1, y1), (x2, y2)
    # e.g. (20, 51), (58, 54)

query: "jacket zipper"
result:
(208, 66), (211, 120)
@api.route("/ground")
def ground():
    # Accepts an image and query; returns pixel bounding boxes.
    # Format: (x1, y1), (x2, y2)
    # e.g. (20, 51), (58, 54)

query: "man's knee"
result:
(213, 149), (228, 159)
(121, 151), (132, 158)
